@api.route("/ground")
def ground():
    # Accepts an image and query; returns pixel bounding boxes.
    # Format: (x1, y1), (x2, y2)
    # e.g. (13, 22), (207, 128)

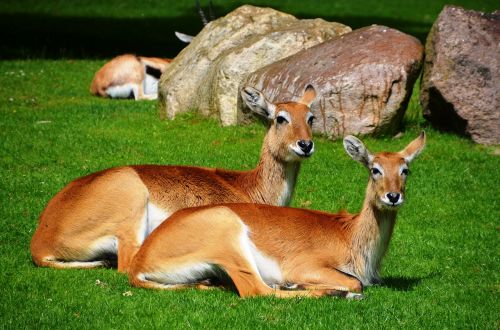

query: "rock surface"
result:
(158, 5), (351, 125)
(242, 25), (424, 138)
(420, 6), (500, 145)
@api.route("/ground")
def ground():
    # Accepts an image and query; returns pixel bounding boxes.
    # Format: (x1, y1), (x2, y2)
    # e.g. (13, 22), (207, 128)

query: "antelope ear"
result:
(400, 131), (426, 163)
(298, 84), (317, 107)
(343, 135), (373, 167)
(241, 86), (276, 120)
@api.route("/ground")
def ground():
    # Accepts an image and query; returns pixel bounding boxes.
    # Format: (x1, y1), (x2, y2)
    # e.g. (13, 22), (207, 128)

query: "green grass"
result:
(1, 0), (499, 328)
(1, 59), (499, 328)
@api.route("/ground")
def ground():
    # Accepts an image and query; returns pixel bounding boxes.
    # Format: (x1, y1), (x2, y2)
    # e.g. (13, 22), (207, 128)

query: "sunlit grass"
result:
(0, 59), (498, 328)
(0, 0), (499, 327)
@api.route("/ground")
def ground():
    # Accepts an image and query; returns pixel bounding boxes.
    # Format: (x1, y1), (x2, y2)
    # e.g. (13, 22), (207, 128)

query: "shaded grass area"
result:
(0, 59), (499, 328)
(0, 0), (498, 59)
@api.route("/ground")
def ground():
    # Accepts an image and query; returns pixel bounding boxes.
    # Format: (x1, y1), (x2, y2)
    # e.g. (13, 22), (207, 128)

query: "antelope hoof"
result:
(325, 289), (350, 298)
(325, 289), (365, 300)
(346, 292), (365, 300)
(275, 282), (298, 290)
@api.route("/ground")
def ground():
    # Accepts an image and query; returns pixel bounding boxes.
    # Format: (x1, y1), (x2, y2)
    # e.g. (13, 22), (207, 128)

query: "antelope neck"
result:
(249, 149), (301, 206)
(347, 182), (398, 285)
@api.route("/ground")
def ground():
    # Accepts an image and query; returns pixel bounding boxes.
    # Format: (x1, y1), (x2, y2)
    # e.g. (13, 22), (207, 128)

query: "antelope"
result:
(175, 0), (215, 43)
(31, 85), (317, 273)
(90, 54), (172, 100)
(129, 132), (426, 299)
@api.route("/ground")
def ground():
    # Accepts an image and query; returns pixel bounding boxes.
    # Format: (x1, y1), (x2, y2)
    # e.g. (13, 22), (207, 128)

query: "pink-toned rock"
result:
(158, 5), (350, 125)
(241, 25), (424, 138)
(420, 6), (500, 145)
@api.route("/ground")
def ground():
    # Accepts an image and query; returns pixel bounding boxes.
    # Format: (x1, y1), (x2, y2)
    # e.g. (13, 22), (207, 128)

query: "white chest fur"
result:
(278, 165), (298, 206)
(239, 225), (283, 286)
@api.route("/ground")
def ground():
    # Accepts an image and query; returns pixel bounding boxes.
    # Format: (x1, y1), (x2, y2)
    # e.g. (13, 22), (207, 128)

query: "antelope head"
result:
(241, 85), (317, 162)
(344, 132), (426, 210)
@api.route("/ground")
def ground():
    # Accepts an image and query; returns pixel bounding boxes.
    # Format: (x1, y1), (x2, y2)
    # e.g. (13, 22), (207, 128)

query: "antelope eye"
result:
(401, 168), (409, 176)
(371, 168), (381, 175)
(276, 116), (288, 124)
(307, 116), (315, 126)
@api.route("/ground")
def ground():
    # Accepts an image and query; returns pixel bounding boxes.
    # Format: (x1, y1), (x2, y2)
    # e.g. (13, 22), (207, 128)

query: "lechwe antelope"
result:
(90, 54), (172, 100)
(30, 85), (317, 272)
(129, 132), (425, 299)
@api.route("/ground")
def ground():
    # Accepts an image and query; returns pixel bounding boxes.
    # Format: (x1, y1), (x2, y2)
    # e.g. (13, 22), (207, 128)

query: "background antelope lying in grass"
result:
(90, 54), (172, 100)
(31, 85), (317, 272)
(129, 132), (425, 298)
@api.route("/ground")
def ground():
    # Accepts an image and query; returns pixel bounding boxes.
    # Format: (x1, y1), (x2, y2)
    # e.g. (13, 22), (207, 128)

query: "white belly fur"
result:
(143, 74), (159, 96)
(145, 262), (218, 284)
(105, 83), (138, 99)
(146, 203), (171, 236)
(89, 235), (118, 257)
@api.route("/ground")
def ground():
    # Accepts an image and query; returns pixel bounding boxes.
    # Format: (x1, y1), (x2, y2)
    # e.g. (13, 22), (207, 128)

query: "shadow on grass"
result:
(382, 274), (437, 291)
(0, 11), (431, 59)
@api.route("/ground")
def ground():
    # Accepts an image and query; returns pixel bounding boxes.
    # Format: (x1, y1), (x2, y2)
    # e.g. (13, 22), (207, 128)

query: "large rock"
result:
(241, 25), (424, 138)
(158, 5), (350, 125)
(420, 6), (500, 145)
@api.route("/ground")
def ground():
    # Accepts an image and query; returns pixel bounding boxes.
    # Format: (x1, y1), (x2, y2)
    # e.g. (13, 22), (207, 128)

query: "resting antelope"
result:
(90, 54), (172, 100)
(30, 85), (317, 272)
(129, 132), (426, 298)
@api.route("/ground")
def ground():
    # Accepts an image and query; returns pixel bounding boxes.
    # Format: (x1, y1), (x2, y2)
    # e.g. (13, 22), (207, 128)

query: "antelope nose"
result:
(297, 140), (314, 154)
(387, 192), (400, 204)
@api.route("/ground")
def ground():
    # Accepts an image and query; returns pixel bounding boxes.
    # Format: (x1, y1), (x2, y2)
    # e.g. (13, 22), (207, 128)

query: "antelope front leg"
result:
(117, 239), (141, 273)
(288, 267), (363, 295)
(223, 266), (349, 299)
(227, 265), (364, 299)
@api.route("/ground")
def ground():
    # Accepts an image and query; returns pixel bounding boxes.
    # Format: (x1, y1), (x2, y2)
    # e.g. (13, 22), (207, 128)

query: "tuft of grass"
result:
(1, 59), (499, 328)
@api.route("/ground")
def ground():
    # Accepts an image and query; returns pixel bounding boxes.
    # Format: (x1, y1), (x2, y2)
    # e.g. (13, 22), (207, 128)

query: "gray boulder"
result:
(242, 25), (424, 138)
(420, 6), (500, 145)
(158, 5), (350, 125)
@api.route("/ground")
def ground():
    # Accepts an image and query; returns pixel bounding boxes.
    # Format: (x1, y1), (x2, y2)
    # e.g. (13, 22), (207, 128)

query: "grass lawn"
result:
(1, 0), (499, 328)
